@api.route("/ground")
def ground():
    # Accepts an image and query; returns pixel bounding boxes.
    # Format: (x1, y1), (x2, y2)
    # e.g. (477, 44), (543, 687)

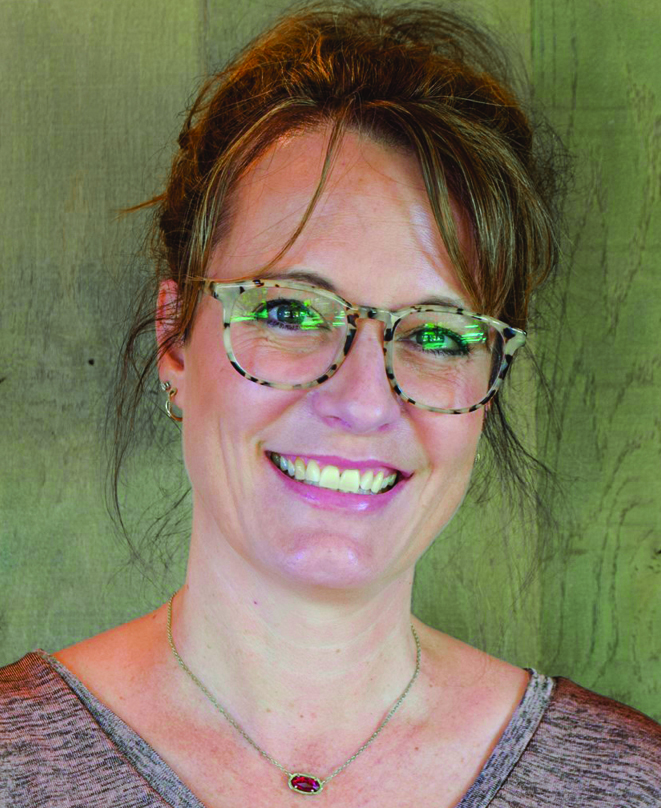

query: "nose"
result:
(309, 319), (402, 433)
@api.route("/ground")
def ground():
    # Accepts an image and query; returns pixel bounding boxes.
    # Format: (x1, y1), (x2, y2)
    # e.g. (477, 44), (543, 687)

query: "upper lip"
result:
(267, 452), (413, 477)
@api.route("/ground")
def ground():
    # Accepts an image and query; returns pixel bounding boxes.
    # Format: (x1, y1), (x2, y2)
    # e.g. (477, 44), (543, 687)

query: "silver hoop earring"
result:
(160, 380), (183, 423)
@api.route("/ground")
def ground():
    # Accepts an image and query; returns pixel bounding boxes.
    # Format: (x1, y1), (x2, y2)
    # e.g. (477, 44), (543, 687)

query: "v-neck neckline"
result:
(36, 649), (554, 808)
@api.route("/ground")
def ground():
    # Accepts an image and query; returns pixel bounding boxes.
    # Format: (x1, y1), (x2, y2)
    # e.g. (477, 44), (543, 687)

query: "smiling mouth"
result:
(267, 452), (401, 495)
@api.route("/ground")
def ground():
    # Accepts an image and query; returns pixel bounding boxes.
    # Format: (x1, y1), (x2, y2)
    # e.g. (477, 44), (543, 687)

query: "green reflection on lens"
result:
(231, 312), (262, 323)
(298, 299), (324, 330)
(234, 300), (326, 330)
(417, 326), (453, 349)
(461, 323), (488, 344)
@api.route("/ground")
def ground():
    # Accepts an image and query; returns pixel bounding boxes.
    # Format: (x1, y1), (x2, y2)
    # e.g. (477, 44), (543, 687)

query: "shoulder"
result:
(0, 651), (73, 727)
(544, 677), (661, 756)
(0, 651), (167, 807)
(0, 650), (97, 755)
(501, 676), (661, 807)
(0, 652), (92, 800)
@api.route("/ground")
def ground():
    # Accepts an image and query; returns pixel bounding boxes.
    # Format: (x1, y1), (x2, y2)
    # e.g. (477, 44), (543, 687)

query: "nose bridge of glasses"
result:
(340, 307), (396, 386)
(351, 305), (396, 338)
(337, 307), (399, 400)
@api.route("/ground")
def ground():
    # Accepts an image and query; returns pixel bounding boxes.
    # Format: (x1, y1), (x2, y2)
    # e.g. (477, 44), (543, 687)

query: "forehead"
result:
(209, 128), (472, 307)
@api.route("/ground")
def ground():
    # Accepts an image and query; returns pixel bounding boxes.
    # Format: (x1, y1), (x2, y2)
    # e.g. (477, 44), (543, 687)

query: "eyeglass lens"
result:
(229, 286), (503, 410)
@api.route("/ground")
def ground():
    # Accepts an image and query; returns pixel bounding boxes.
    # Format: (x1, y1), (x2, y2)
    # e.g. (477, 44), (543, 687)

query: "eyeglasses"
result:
(192, 277), (526, 414)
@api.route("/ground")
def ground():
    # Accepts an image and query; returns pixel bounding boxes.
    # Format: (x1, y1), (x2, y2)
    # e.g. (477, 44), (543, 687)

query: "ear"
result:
(156, 280), (186, 401)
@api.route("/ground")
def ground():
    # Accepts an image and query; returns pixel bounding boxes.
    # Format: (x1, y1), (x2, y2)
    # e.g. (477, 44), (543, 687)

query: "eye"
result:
(254, 298), (326, 331)
(405, 324), (470, 356)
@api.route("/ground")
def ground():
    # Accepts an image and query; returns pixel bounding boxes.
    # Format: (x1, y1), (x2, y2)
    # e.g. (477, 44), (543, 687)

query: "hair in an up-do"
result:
(111, 1), (568, 573)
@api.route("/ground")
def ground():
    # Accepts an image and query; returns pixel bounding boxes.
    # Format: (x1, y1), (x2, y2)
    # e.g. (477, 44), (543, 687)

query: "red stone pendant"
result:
(288, 773), (323, 795)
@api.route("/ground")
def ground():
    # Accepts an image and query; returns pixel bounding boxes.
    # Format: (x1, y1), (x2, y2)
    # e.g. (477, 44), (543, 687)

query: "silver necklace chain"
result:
(166, 593), (421, 791)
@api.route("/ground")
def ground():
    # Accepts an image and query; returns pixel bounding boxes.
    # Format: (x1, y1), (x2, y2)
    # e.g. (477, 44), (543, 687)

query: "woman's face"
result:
(161, 129), (484, 593)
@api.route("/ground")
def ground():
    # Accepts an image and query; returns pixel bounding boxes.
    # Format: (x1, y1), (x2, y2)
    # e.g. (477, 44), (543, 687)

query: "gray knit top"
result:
(0, 651), (659, 806)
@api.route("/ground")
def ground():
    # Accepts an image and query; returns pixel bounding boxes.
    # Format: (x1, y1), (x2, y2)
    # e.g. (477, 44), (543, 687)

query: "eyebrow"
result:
(256, 268), (466, 309)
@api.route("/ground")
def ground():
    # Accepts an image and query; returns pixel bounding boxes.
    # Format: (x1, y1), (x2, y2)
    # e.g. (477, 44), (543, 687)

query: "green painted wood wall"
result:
(1, 1), (659, 721)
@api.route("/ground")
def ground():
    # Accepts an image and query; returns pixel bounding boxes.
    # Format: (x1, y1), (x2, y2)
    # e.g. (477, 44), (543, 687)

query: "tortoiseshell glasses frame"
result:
(190, 277), (527, 414)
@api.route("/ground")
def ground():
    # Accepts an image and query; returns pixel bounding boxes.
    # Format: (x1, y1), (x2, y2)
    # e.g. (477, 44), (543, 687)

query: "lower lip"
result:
(265, 455), (408, 513)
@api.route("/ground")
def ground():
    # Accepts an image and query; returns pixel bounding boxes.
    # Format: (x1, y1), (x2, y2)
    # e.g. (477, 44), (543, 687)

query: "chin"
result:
(266, 532), (387, 591)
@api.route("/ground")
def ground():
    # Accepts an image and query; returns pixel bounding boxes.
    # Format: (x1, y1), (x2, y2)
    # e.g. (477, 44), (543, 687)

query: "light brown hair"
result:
(111, 1), (568, 566)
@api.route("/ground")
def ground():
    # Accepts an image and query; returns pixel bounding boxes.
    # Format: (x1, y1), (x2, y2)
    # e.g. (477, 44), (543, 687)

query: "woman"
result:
(1, 3), (659, 806)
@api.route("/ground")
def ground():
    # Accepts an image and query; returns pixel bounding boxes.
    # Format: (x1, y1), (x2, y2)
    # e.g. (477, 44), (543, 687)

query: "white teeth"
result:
(269, 453), (400, 495)
(319, 465), (341, 491)
(370, 471), (384, 494)
(305, 458), (321, 484)
(360, 470), (374, 491)
(339, 469), (361, 493)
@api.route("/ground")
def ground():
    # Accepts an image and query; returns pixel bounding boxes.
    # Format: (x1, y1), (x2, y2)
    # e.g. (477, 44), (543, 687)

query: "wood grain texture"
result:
(0, 0), (202, 655)
(1, 0), (658, 723)
(531, 0), (661, 719)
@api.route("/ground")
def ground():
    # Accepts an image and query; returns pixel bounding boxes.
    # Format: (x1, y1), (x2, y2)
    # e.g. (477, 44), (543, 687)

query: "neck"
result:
(169, 525), (425, 769)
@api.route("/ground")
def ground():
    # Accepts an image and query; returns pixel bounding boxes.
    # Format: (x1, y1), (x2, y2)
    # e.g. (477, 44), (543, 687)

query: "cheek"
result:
(427, 408), (483, 466)
(178, 317), (243, 485)
(181, 320), (298, 487)
(416, 410), (483, 516)
(183, 306), (265, 431)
